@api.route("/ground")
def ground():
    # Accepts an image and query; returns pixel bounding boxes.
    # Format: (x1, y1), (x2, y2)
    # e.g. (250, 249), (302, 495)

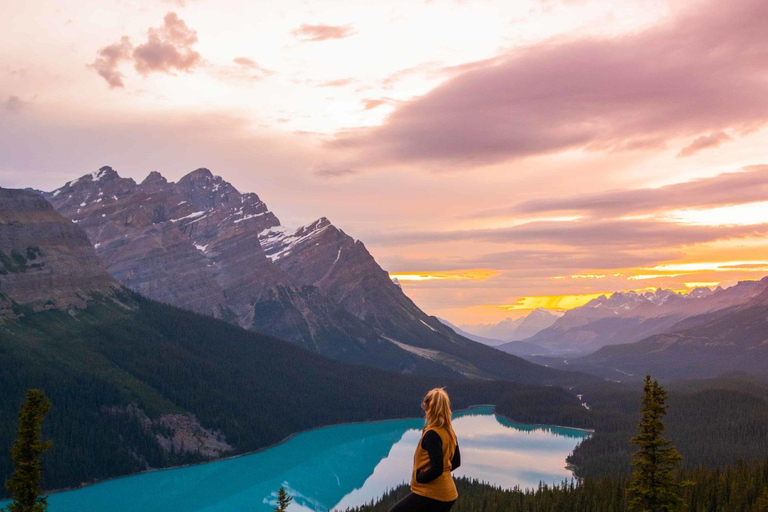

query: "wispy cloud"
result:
(677, 131), (733, 157)
(291, 24), (356, 42)
(313, 167), (358, 178)
(470, 165), (768, 219)
(318, 78), (356, 87)
(212, 57), (273, 83)
(370, 218), (768, 250)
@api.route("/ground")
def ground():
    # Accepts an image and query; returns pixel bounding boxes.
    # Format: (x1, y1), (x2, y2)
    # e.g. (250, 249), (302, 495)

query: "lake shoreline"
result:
(8, 404), (592, 501)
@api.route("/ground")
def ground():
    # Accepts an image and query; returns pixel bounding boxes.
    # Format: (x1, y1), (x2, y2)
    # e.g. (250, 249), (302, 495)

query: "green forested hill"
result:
(0, 292), (590, 495)
(548, 375), (768, 479)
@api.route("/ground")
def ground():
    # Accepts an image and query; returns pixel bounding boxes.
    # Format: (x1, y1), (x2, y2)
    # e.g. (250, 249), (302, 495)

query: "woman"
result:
(390, 388), (461, 512)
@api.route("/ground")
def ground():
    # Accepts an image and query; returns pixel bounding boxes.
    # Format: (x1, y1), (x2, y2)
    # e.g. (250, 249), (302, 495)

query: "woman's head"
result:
(421, 388), (455, 440)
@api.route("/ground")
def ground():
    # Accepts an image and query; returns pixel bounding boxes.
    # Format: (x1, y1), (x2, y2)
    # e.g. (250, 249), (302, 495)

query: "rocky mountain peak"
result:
(176, 168), (241, 209)
(296, 217), (334, 237)
(182, 167), (214, 180)
(141, 171), (168, 185)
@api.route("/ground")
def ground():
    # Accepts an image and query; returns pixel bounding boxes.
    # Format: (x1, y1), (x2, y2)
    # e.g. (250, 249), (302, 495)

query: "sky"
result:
(2, 0), (768, 325)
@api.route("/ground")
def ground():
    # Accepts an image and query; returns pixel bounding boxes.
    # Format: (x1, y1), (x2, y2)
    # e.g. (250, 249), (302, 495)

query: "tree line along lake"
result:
(0, 406), (589, 512)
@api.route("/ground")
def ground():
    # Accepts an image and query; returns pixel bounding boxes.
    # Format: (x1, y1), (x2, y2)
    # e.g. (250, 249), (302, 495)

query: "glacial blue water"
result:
(0, 406), (588, 512)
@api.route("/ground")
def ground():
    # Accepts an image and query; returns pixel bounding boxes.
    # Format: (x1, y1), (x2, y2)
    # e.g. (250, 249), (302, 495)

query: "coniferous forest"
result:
(352, 378), (768, 512)
(349, 461), (768, 512)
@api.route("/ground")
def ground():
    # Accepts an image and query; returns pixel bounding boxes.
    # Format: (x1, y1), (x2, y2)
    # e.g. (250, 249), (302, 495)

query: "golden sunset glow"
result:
(664, 201), (768, 226)
(554, 274), (607, 280)
(499, 293), (608, 311)
(648, 261), (768, 273)
(684, 282), (720, 288)
(389, 269), (499, 282)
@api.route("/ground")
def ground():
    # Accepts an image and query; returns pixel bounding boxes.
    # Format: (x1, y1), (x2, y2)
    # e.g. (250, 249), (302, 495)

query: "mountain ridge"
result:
(41, 168), (592, 385)
(517, 282), (768, 355)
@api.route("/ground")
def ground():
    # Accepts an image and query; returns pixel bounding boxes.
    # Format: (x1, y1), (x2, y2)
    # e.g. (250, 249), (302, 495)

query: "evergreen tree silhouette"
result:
(274, 486), (293, 512)
(4, 389), (52, 512)
(628, 376), (683, 512)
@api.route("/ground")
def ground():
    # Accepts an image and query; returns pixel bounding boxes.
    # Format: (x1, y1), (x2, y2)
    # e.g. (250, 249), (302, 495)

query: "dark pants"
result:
(388, 492), (456, 512)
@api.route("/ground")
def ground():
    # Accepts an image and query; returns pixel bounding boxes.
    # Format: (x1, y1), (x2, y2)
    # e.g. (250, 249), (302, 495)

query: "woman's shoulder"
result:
(424, 425), (455, 440)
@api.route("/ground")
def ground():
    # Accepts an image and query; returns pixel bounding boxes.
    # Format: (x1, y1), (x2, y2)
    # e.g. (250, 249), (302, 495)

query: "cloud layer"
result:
(90, 12), (201, 88)
(473, 165), (768, 218)
(328, 0), (768, 169)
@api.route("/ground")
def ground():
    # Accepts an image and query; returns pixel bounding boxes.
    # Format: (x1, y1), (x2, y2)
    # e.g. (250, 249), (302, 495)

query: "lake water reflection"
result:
(2, 406), (588, 512)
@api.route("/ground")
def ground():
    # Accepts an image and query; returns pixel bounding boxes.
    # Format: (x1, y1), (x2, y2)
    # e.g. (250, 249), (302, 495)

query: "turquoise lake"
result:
(1, 406), (589, 512)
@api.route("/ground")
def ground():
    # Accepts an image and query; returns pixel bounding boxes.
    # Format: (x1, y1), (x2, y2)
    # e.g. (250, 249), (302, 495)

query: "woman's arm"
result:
(415, 430), (444, 483)
(450, 444), (461, 471)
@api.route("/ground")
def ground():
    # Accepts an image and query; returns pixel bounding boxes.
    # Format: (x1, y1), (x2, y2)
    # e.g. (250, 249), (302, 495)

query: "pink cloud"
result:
(319, 78), (356, 87)
(89, 36), (132, 88)
(233, 57), (260, 69)
(677, 131), (733, 157)
(362, 98), (387, 110)
(90, 12), (201, 87)
(291, 24), (356, 42)
(217, 57), (274, 82)
(133, 12), (201, 75)
(329, 0), (768, 169)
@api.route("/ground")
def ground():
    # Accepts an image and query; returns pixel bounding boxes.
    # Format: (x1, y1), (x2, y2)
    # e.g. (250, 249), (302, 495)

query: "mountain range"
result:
(39, 166), (585, 384)
(453, 309), (562, 344)
(503, 284), (768, 357)
(569, 282), (768, 380)
(0, 186), (593, 494)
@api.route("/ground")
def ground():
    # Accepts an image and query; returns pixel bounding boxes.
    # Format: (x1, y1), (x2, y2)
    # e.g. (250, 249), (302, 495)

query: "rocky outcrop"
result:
(0, 187), (118, 316)
(103, 404), (232, 459)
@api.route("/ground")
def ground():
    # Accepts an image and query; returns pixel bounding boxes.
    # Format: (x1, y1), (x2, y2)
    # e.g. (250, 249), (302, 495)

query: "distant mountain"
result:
(512, 309), (564, 340)
(41, 167), (591, 385)
(521, 283), (768, 355)
(571, 282), (768, 380)
(0, 186), (594, 494)
(437, 318), (508, 346)
(458, 309), (562, 342)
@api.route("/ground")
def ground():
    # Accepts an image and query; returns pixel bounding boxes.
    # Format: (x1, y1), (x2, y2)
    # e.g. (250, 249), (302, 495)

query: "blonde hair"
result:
(422, 388), (456, 444)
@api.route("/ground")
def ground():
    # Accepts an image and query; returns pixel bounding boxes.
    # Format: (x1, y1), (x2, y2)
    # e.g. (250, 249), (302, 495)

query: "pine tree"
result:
(627, 376), (683, 512)
(4, 389), (52, 512)
(274, 486), (293, 512)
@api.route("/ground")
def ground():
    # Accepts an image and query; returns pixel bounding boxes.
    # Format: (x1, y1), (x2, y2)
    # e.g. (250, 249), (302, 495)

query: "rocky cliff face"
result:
(42, 167), (586, 385)
(0, 187), (118, 316)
